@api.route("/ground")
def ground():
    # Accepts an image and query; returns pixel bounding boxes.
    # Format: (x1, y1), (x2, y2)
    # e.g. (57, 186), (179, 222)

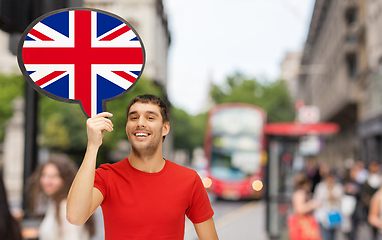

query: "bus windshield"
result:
(210, 107), (263, 180)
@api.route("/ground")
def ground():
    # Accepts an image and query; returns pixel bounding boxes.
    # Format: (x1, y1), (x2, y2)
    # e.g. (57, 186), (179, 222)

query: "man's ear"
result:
(162, 121), (170, 137)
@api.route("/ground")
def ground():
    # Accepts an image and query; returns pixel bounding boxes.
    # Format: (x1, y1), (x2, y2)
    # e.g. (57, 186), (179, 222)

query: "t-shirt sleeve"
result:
(93, 164), (110, 202)
(186, 173), (214, 224)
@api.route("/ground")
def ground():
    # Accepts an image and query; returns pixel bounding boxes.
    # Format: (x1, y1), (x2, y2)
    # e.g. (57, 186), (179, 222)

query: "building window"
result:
(346, 53), (357, 79)
(345, 35), (358, 43)
(345, 7), (357, 26)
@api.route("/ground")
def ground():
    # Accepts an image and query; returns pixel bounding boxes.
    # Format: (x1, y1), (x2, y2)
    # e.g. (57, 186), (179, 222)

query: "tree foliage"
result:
(0, 74), (25, 141)
(210, 72), (295, 122)
(171, 107), (207, 154)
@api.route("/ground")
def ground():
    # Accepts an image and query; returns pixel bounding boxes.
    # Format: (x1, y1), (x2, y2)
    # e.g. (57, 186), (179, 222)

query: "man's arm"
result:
(194, 218), (219, 240)
(66, 112), (113, 226)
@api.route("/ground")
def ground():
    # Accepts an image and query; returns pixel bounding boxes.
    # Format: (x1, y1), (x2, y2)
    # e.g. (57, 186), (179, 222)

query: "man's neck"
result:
(128, 150), (165, 173)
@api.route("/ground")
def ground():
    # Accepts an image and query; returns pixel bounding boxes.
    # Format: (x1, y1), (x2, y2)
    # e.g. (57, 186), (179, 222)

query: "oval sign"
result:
(17, 8), (146, 118)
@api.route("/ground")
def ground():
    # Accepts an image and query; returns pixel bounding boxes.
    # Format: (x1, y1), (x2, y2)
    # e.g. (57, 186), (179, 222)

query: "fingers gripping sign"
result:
(17, 8), (145, 118)
(87, 112), (114, 147)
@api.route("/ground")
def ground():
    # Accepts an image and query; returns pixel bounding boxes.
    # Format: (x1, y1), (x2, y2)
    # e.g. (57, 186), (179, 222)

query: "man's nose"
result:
(137, 117), (147, 127)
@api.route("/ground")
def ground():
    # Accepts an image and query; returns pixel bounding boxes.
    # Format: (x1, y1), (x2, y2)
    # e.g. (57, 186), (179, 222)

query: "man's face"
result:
(126, 102), (169, 155)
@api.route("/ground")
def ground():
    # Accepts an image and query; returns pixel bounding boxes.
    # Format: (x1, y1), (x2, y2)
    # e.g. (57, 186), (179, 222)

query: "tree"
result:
(210, 72), (295, 122)
(170, 106), (208, 157)
(0, 74), (24, 141)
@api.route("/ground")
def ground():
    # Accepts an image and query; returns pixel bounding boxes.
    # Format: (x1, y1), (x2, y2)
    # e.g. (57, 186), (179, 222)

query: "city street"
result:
(186, 198), (375, 240)
(185, 198), (268, 240)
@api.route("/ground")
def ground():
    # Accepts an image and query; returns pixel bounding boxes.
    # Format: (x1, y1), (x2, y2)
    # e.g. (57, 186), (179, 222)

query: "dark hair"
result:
(0, 171), (23, 240)
(27, 154), (95, 237)
(126, 94), (170, 141)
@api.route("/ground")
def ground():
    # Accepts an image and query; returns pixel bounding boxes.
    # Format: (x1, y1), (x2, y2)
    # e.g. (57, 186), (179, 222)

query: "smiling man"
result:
(66, 94), (219, 240)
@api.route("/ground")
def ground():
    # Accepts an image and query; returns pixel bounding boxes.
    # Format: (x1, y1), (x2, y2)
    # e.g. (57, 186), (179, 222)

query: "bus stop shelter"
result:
(263, 122), (340, 239)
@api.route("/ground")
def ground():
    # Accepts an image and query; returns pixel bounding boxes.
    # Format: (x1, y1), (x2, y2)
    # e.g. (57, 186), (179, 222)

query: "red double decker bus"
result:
(202, 103), (266, 200)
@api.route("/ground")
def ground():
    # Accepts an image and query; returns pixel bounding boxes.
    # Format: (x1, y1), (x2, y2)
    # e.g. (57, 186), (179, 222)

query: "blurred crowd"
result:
(292, 158), (382, 240)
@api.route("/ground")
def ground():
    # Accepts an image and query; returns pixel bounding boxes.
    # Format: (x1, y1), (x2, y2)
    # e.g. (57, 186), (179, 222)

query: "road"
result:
(184, 198), (268, 240)
(187, 198), (375, 240)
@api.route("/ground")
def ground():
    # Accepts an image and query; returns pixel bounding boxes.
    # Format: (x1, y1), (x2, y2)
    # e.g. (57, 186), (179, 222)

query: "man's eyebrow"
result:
(128, 111), (159, 116)
(128, 111), (138, 116)
(146, 111), (159, 116)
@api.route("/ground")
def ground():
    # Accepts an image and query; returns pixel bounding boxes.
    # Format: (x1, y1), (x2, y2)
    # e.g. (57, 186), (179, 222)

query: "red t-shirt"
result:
(93, 158), (214, 240)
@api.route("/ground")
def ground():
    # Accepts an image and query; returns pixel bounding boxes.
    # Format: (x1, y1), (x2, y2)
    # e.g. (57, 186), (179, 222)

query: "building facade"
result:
(279, 51), (302, 100)
(298, 0), (368, 167)
(358, 0), (382, 163)
(0, 31), (19, 74)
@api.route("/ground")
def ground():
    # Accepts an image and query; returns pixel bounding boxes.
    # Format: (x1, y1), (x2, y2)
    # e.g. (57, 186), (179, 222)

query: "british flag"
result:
(19, 8), (145, 118)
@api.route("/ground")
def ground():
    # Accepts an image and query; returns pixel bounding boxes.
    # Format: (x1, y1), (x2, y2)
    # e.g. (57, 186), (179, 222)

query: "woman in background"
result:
(288, 172), (321, 240)
(292, 172), (321, 215)
(27, 154), (94, 240)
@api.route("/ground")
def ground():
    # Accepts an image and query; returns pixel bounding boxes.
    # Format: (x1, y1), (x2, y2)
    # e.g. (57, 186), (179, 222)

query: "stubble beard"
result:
(131, 135), (161, 159)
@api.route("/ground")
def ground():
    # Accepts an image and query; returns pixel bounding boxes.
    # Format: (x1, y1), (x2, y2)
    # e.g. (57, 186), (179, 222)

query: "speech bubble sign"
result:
(17, 8), (145, 118)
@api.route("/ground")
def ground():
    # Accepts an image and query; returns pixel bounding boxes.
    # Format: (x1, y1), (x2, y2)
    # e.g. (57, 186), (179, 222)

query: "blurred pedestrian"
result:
(288, 172), (321, 240)
(314, 169), (344, 240)
(305, 157), (321, 193)
(27, 154), (95, 240)
(0, 171), (23, 240)
(318, 162), (330, 182)
(355, 161), (369, 185)
(361, 161), (381, 239)
(292, 172), (321, 215)
(342, 163), (362, 240)
(368, 181), (382, 240)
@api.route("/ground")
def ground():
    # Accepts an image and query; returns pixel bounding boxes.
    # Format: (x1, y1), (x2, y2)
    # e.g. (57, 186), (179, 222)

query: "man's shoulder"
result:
(165, 160), (198, 178)
(97, 158), (127, 171)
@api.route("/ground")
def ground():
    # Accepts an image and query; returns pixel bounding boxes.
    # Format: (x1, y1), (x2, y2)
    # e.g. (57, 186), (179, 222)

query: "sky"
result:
(163, 0), (315, 115)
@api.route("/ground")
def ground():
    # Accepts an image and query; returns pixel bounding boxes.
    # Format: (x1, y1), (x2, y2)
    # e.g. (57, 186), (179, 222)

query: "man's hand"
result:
(86, 112), (113, 148)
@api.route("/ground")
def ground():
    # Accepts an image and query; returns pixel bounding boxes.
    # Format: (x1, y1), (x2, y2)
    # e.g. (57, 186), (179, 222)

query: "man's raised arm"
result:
(66, 112), (113, 226)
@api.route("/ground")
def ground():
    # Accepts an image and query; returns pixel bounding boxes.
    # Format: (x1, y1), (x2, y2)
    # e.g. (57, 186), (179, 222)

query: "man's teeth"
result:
(136, 133), (148, 137)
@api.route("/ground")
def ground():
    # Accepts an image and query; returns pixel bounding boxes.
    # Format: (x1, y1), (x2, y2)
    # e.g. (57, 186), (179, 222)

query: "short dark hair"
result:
(126, 94), (170, 141)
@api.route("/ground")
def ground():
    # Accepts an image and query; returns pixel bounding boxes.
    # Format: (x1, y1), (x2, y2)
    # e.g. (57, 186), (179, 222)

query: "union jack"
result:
(19, 8), (145, 117)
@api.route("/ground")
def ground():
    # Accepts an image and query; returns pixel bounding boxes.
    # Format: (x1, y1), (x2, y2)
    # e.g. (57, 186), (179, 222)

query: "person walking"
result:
(27, 154), (94, 240)
(288, 172), (322, 240)
(361, 161), (381, 238)
(342, 165), (361, 240)
(314, 169), (344, 240)
(66, 94), (219, 240)
(292, 172), (321, 215)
